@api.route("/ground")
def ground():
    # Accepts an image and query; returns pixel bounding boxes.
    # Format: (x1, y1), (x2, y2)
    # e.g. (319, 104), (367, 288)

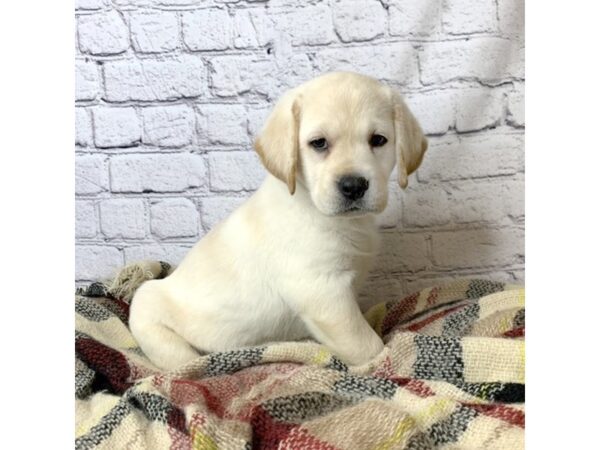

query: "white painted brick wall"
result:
(75, 0), (525, 303)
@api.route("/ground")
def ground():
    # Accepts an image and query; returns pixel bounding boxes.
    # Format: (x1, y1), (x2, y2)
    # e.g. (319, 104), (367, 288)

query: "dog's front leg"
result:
(297, 290), (384, 366)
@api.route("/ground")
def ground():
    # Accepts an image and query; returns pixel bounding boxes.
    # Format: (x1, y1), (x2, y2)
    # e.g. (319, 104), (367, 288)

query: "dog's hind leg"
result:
(130, 281), (200, 371)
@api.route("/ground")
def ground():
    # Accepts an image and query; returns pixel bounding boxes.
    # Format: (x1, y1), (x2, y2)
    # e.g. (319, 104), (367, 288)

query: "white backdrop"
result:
(75, 0), (524, 304)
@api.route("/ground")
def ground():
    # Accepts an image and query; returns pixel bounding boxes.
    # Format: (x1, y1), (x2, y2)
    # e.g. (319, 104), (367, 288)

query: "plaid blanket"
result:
(75, 264), (524, 449)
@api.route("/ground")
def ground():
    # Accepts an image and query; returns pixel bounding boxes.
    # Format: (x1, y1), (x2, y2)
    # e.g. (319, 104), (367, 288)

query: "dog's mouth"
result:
(337, 203), (375, 216)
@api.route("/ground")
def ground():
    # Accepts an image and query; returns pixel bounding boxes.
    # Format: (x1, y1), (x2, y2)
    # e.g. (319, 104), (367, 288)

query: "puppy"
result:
(130, 72), (427, 370)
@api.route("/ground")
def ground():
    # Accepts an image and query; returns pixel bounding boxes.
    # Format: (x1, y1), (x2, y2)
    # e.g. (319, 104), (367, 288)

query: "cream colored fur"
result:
(129, 72), (427, 370)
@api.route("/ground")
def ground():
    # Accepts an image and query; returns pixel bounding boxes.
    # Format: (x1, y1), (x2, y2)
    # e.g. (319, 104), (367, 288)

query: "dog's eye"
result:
(370, 134), (388, 147)
(309, 138), (329, 152)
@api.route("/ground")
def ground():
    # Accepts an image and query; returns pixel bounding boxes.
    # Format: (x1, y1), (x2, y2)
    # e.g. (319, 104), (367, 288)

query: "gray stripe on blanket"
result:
(204, 346), (267, 377)
(406, 405), (479, 449)
(442, 303), (480, 337)
(75, 396), (131, 449)
(413, 335), (464, 383)
(333, 373), (398, 399)
(262, 391), (358, 423)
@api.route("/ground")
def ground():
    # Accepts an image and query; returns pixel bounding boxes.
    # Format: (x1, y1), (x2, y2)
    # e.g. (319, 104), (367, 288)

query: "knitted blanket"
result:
(75, 263), (524, 449)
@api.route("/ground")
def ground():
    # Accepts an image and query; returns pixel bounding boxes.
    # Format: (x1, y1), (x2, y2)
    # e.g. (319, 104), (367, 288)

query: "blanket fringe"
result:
(107, 260), (172, 302)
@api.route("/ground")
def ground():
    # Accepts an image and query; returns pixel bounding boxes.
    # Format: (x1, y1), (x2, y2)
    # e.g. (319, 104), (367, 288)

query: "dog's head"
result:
(254, 72), (427, 217)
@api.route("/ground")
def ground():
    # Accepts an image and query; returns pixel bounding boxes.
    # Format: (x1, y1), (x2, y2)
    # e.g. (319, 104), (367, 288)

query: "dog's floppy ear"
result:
(391, 91), (428, 189)
(254, 91), (302, 195)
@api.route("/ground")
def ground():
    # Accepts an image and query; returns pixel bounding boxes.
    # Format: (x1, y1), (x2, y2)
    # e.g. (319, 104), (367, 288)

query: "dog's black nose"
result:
(338, 175), (369, 201)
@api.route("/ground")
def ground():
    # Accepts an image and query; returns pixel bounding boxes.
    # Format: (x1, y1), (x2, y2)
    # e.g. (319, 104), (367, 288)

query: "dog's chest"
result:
(293, 221), (380, 270)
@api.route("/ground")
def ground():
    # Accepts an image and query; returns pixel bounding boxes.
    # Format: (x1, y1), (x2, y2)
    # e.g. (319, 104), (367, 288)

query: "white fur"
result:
(129, 72), (427, 370)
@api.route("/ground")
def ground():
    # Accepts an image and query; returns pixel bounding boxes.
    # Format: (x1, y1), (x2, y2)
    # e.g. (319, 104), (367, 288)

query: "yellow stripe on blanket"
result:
(311, 347), (332, 365)
(371, 416), (416, 450)
(193, 430), (218, 450)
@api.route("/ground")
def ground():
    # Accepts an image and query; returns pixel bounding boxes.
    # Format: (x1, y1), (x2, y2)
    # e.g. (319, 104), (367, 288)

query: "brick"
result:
(124, 244), (193, 266)
(197, 104), (248, 145)
(200, 195), (248, 230)
(209, 55), (255, 97)
(274, 5), (336, 46)
(100, 198), (146, 239)
(419, 38), (524, 85)
(210, 54), (314, 99)
(112, 0), (152, 5)
(75, 60), (100, 101)
(360, 275), (406, 309)
(402, 187), (451, 227)
(238, 8), (274, 47)
(511, 268), (524, 285)
(405, 275), (459, 295)
(182, 8), (233, 51)
(374, 232), (431, 273)
(498, 0), (524, 38)
(418, 133), (524, 182)
(154, 0), (209, 5)
(455, 88), (504, 132)
(78, 11), (129, 55)
(312, 44), (419, 84)
(247, 104), (271, 139)
(130, 11), (179, 53)
(76, 155), (108, 194)
(431, 227), (524, 268)
(76, 201), (97, 238)
(405, 270), (521, 295)
(76, 245), (123, 281)
(507, 84), (524, 127)
(389, 0), (442, 36)
(332, 0), (387, 42)
(208, 151), (265, 191)
(266, 0), (312, 5)
(75, 108), (93, 146)
(110, 153), (208, 193)
(93, 107), (141, 148)
(76, 0), (105, 10)
(441, 0), (497, 35)
(104, 56), (205, 101)
(150, 198), (199, 238)
(448, 177), (524, 224)
(231, 9), (260, 48)
(141, 105), (195, 147)
(406, 90), (456, 135)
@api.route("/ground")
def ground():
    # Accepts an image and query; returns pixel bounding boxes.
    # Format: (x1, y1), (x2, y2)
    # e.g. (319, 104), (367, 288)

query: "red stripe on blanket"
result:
(462, 403), (525, 428)
(171, 379), (227, 418)
(503, 327), (524, 338)
(167, 406), (191, 449)
(250, 405), (299, 449)
(405, 304), (464, 332)
(382, 293), (419, 335)
(75, 337), (132, 394)
(281, 427), (340, 450)
(373, 355), (394, 379)
(389, 377), (436, 398)
(426, 287), (441, 306)
(113, 297), (131, 321)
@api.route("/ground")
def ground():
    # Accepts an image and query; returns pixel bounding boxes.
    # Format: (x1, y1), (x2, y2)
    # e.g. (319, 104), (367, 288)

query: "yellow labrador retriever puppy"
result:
(130, 72), (427, 370)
